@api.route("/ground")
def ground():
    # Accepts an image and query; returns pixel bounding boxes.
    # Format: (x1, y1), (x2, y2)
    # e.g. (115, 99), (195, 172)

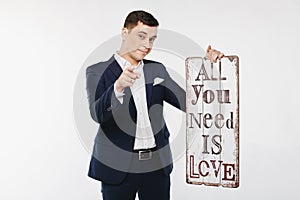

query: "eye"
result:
(149, 37), (156, 44)
(138, 34), (146, 40)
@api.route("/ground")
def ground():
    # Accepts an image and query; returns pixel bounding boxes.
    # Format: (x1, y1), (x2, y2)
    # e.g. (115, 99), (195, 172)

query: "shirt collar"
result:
(114, 52), (144, 71)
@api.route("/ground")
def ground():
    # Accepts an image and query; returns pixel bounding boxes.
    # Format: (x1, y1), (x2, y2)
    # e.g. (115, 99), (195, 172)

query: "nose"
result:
(143, 39), (152, 49)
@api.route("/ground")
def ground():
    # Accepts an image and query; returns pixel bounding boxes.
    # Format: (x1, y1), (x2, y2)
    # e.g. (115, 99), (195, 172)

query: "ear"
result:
(121, 27), (128, 40)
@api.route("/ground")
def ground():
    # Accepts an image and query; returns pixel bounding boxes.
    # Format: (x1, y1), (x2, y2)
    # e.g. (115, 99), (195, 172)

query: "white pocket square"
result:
(153, 77), (164, 86)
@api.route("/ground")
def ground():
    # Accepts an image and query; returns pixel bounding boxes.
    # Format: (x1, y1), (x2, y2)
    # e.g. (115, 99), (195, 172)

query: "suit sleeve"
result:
(86, 66), (121, 124)
(160, 65), (186, 112)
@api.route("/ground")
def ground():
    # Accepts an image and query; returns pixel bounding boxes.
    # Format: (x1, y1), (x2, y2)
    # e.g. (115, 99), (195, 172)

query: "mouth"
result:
(137, 49), (148, 55)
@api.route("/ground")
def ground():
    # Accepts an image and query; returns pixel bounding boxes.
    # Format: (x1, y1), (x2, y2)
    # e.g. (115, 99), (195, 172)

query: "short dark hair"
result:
(123, 10), (159, 30)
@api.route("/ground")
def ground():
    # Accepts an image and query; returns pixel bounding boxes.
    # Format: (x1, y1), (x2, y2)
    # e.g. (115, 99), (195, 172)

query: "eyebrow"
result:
(137, 31), (148, 35)
(137, 31), (157, 38)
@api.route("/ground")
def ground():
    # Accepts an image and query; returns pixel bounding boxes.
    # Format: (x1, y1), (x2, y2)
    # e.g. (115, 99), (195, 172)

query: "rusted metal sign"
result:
(186, 56), (239, 188)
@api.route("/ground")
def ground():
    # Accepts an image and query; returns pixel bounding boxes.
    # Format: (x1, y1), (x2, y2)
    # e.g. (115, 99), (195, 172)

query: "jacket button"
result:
(106, 106), (112, 111)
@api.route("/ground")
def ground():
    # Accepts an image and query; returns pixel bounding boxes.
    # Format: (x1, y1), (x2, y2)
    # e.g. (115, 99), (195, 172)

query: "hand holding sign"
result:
(206, 45), (224, 63)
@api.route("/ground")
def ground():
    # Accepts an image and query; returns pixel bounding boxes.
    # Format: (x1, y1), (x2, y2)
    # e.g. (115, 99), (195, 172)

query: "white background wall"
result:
(1, 0), (299, 199)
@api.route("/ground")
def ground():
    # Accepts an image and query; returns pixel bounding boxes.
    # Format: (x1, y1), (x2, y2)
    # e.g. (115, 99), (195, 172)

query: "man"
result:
(86, 10), (223, 200)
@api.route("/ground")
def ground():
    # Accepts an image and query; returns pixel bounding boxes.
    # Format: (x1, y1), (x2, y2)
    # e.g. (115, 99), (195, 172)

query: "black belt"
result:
(133, 147), (157, 161)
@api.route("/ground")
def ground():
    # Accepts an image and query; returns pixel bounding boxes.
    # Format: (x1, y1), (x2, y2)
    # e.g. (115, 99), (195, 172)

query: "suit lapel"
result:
(107, 57), (133, 101)
(107, 57), (123, 79)
(106, 57), (137, 121)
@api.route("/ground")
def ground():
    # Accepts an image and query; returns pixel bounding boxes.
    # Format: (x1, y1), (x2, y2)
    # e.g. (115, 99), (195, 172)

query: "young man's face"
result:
(121, 21), (157, 63)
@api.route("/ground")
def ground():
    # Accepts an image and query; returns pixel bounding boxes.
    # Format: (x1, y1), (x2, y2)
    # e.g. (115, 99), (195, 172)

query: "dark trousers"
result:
(101, 150), (170, 200)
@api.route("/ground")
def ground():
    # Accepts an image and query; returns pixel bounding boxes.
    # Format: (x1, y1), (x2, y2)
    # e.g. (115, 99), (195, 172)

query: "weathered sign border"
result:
(185, 56), (239, 188)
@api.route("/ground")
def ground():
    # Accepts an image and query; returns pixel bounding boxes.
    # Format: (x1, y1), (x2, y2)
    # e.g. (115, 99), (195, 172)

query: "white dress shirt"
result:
(114, 53), (156, 150)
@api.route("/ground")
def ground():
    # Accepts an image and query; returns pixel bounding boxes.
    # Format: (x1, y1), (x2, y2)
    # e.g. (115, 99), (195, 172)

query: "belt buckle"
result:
(138, 150), (152, 160)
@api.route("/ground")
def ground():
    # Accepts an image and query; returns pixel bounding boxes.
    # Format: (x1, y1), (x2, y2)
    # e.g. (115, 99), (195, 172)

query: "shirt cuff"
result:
(114, 83), (125, 104)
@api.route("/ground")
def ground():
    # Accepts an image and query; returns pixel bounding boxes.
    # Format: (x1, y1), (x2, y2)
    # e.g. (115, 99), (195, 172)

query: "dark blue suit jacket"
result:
(86, 56), (185, 184)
